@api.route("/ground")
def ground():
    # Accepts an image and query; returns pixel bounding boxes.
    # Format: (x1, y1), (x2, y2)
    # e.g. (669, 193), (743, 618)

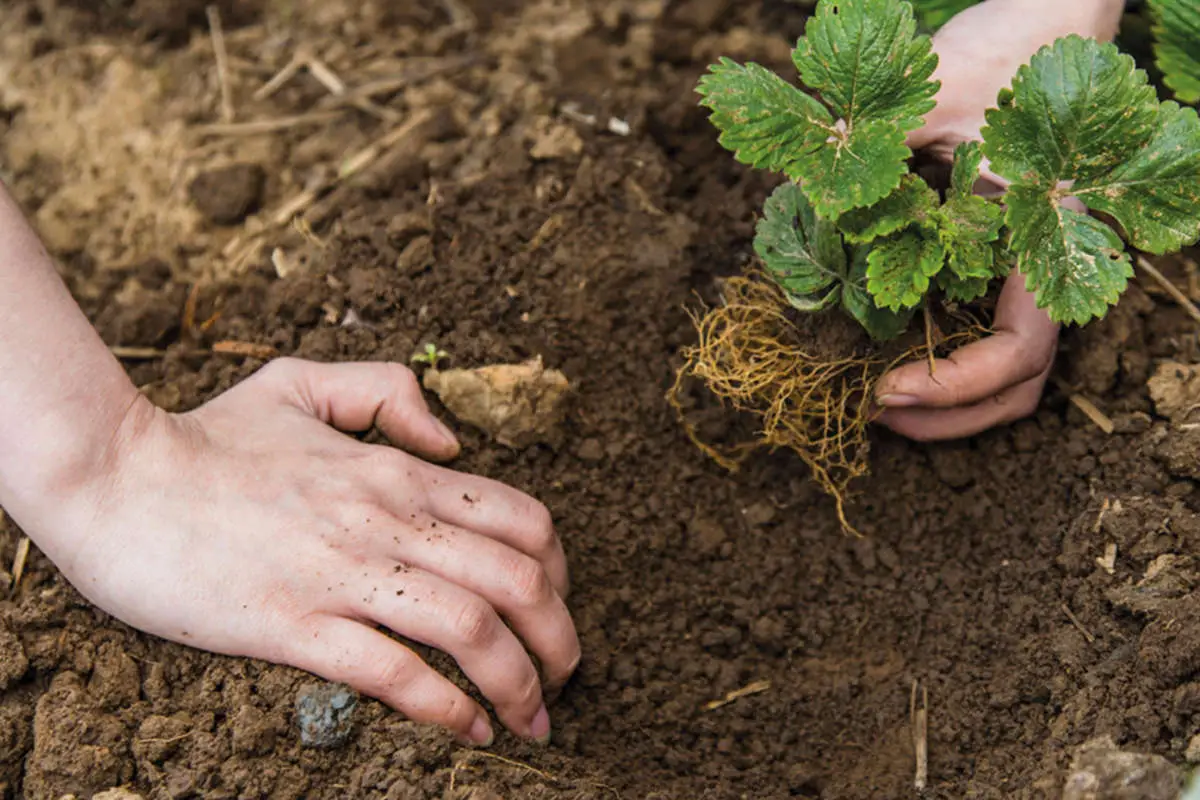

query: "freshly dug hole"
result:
(671, 275), (974, 533)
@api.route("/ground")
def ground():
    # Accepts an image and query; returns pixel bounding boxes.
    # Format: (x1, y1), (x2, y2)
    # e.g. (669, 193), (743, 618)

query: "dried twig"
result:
(253, 52), (306, 100)
(448, 751), (557, 792)
(704, 679), (771, 711)
(211, 341), (279, 359)
(1069, 394), (1115, 434)
(306, 56), (346, 95)
(206, 6), (235, 123)
(911, 680), (928, 792)
(1052, 378), (1115, 434)
(1062, 603), (1096, 644)
(1137, 256), (1200, 325)
(11, 534), (30, 596)
(111, 346), (172, 360)
(270, 109), (434, 227)
(191, 110), (344, 138)
(182, 283), (201, 337)
(305, 56), (398, 121)
(316, 55), (480, 106)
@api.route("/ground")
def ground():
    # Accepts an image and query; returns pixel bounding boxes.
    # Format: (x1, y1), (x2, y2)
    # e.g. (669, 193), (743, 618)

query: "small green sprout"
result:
(410, 343), (449, 368)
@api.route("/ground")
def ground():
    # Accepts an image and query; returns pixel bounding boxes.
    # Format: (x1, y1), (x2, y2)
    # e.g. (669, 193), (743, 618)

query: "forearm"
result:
(0, 183), (143, 525)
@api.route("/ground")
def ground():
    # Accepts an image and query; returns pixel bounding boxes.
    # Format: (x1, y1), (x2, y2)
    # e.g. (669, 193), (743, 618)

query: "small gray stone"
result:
(295, 682), (358, 749)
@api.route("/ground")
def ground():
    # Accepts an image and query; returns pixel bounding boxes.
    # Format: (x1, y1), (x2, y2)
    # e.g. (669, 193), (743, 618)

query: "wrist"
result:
(0, 377), (152, 535)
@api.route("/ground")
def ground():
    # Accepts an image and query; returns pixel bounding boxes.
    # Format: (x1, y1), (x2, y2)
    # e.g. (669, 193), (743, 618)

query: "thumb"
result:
(261, 358), (460, 461)
(875, 271), (1058, 409)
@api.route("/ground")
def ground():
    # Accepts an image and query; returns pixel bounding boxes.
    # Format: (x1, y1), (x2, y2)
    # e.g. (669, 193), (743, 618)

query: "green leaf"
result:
(949, 141), (984, 198)
(845, 246), (916, 340)
(754, 182), (848, 304)
(865, 231), (946, 311)
(697, 59), (833, 180)
(982, 36), (1159, 187)
(910, 0), (980, 30)
(697, 0), (941, 219)
(1073, 101), (1200, 254)
(795, 120), (915, 219)
(1151, 0), (1200, 104)
(837, 174), (939, 244)
(981, 35), (1200, 325)
(938, 195), (1004, 278)
(788, 0), (940, 216)
(935, 271), (992, 304)
(935, 142), (1006, 282)
(794, 0), (940, 133)
(1006, 186), (1132, 325)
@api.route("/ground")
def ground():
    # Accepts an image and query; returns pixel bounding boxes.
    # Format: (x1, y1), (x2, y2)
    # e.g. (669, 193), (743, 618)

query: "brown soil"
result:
(4, 2), (1200, 799)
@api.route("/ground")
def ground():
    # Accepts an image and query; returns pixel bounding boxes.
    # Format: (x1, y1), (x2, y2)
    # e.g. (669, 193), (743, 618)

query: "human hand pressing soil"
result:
(0, 184), (577, 747)
(875, 0), (1125, 440)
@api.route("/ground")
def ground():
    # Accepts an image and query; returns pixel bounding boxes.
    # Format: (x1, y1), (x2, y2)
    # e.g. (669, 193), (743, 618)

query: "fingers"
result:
(288, 615), (494, 746)
(259, 359), (459, 461)
(387, 515), (579, 689)
(344, 565), (552, 742)
(876, 362), (1050, 441)
(419, 465), (569, 597)
(875, 271), (1058, 411)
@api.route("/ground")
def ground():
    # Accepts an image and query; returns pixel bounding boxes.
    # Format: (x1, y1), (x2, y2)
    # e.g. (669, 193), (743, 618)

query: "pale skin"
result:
(877, 0), (1126, 441)
(0, 182), (576, 747)
(0, 0), (1124, 750)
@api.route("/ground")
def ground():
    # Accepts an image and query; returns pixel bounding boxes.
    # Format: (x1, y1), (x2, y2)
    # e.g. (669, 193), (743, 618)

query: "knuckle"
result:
(504, 556), (553, 608)
(451, 600), (498, 648)
(523, 502), (558, 555)
(257, 356), (302, 384)
(366, 650), (419, 695)
(513, 670), (542, 709)
(384, 362), (420, 393)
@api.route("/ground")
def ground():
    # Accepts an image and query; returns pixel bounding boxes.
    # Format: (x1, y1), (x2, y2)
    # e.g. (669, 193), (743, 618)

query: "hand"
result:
(31, 358), (578, 746)
(875, 0), (1122, 441)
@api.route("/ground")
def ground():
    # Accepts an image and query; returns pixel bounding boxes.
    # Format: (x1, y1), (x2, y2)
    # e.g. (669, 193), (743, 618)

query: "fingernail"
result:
(468, 715), (494, 747)
(876, 393), (922, 408)
(530, 704), (551, 745)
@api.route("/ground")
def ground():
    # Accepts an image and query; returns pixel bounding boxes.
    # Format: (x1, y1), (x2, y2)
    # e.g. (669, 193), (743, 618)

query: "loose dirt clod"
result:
(188, 164), (266, 226)
(423, 358), (571, 449)
(1148, 361), (1200, 423)
(1061, 736), (1182, 800)
(295, 683), (357, 749)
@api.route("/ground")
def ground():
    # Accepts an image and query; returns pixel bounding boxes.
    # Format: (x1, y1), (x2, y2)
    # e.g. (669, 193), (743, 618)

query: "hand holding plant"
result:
(877, 0), (1123, 440)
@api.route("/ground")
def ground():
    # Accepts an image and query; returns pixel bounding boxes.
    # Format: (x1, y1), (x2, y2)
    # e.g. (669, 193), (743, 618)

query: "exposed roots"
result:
(670, 276), (978, 534)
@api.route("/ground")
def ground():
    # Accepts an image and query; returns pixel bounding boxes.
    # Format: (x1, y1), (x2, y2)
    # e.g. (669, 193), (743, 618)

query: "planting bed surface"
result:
(3, 1), (1200, 798)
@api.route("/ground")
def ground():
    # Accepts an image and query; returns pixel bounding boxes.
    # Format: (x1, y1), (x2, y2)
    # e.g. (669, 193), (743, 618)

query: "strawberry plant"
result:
(674, 0), (1200, 532)
(697, 0), (1200, 336)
